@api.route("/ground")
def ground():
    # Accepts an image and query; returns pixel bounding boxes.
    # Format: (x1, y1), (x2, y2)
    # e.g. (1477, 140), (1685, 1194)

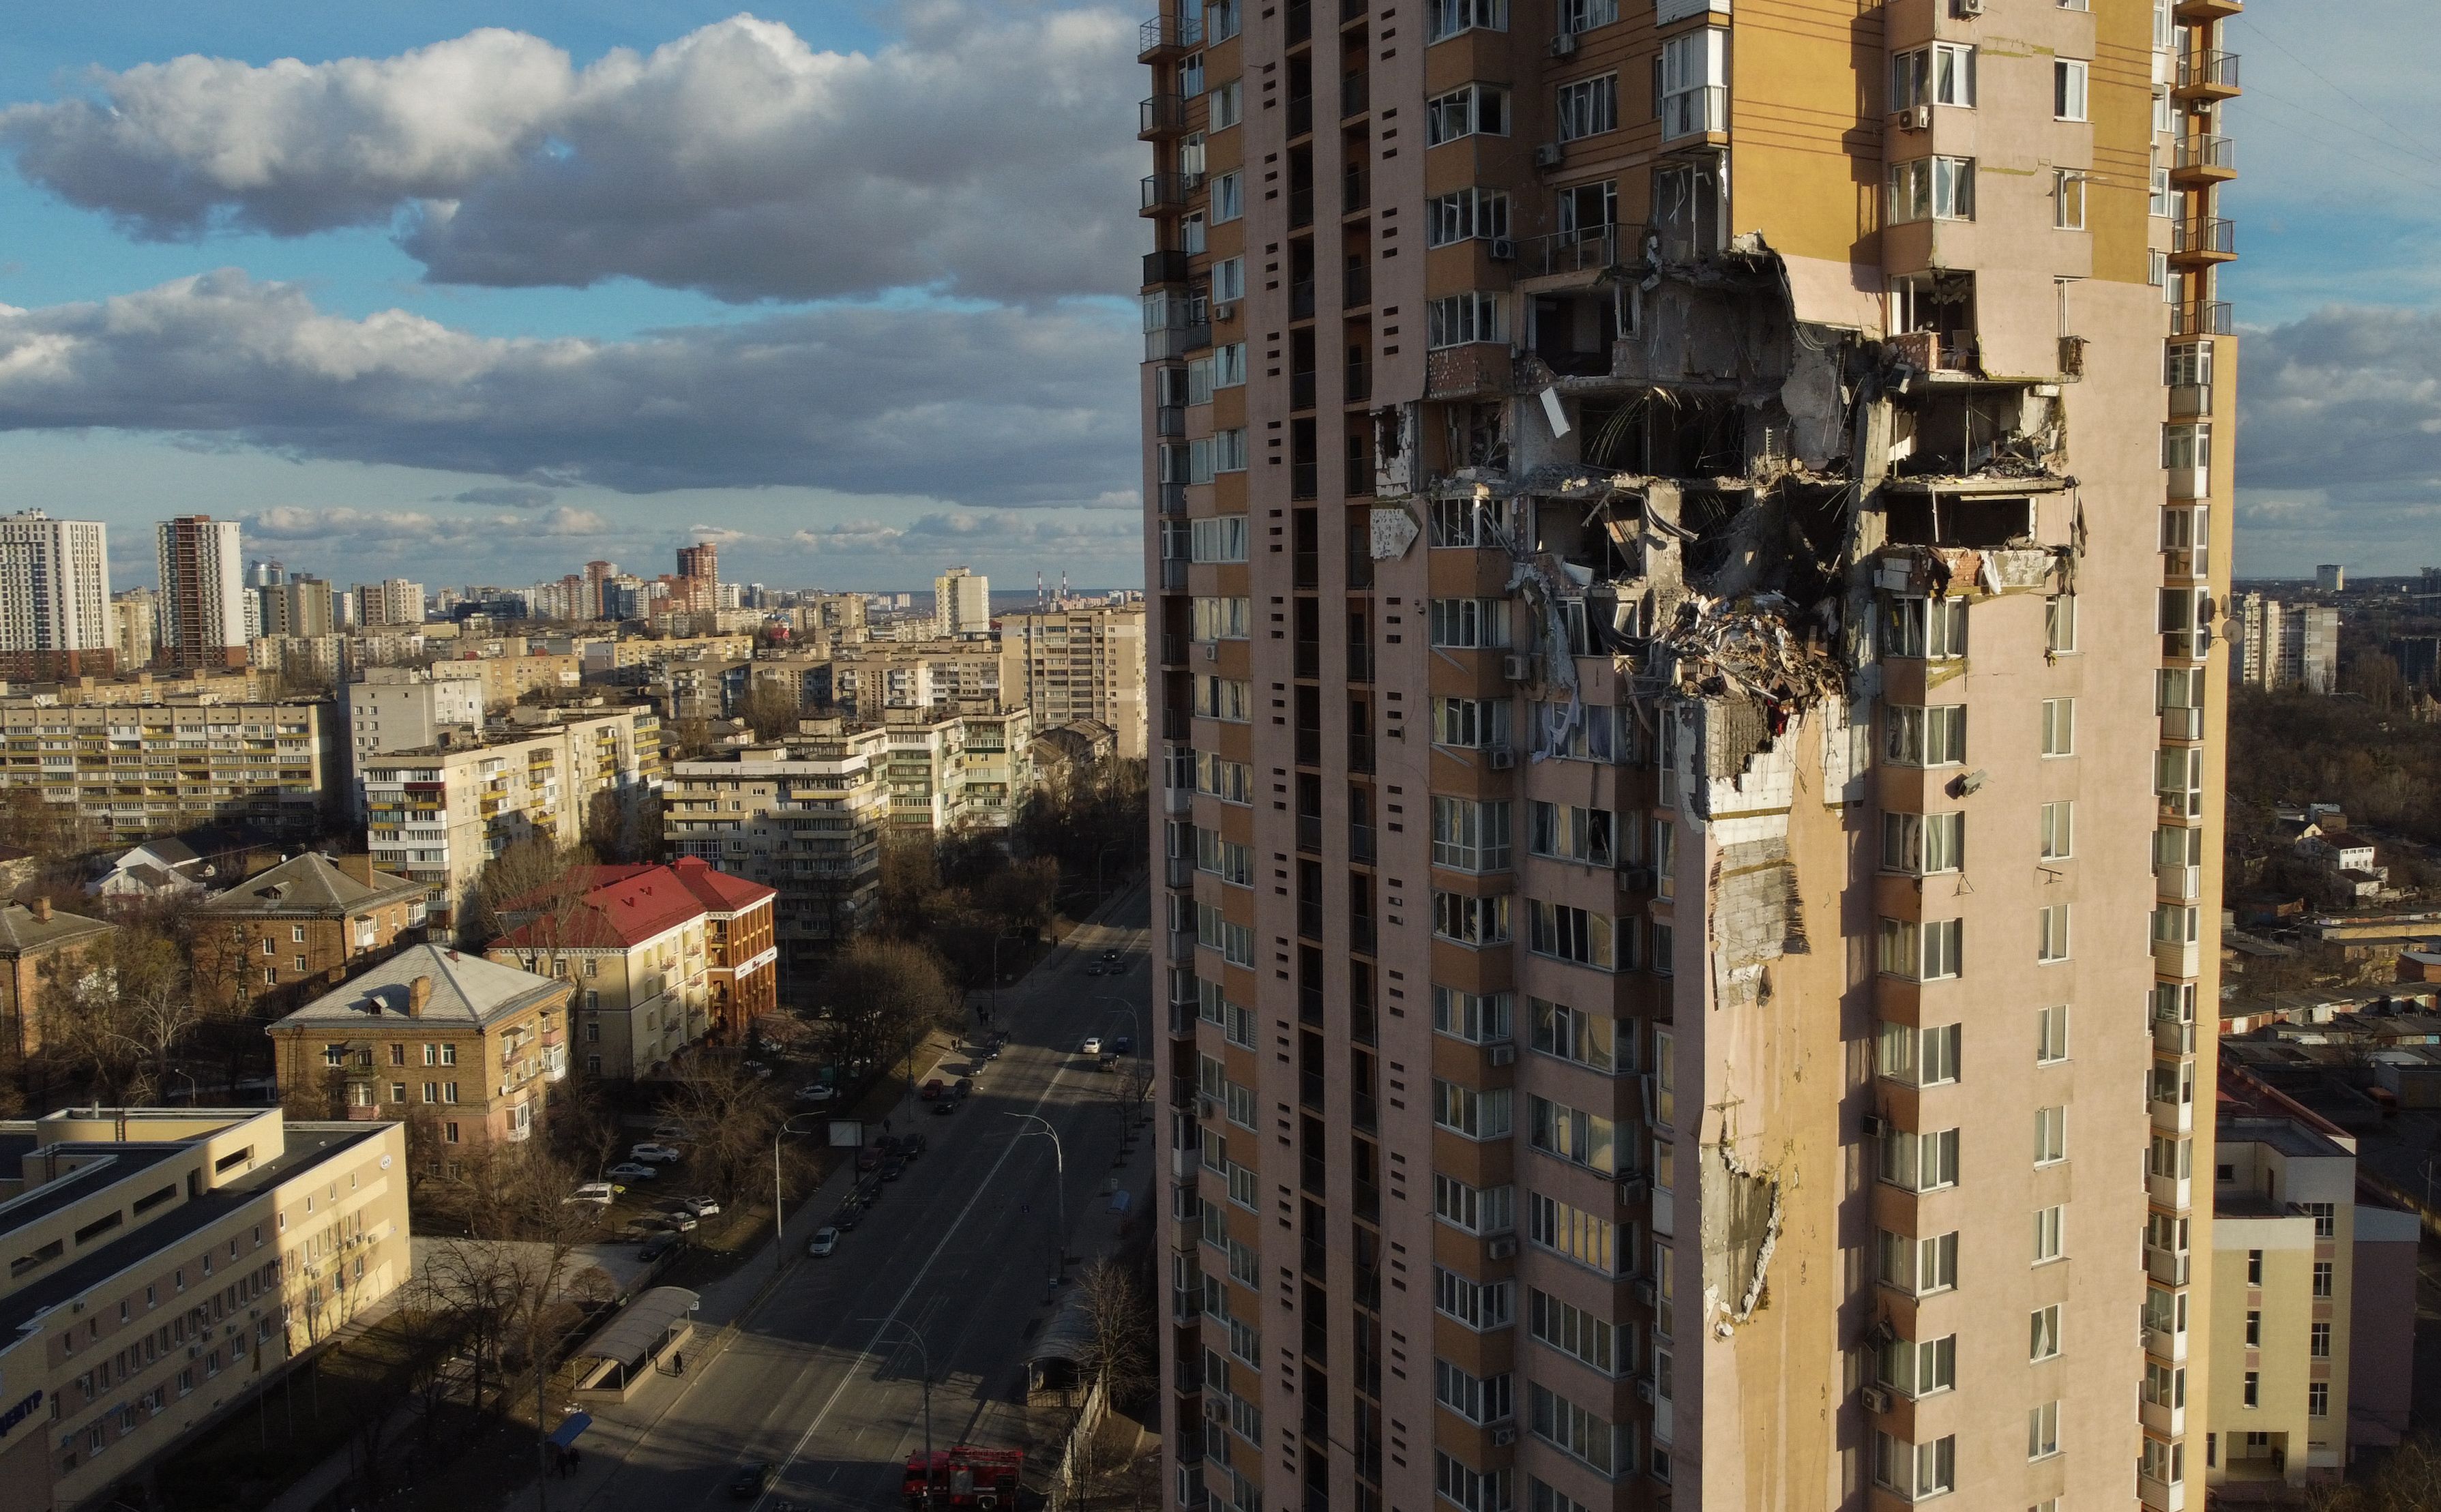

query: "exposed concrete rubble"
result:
(1703, 1136), (1785, 1329)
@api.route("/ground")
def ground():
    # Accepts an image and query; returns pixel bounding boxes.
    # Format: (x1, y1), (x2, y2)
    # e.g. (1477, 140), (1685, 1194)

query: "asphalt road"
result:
(561, 883), (1154, 1512)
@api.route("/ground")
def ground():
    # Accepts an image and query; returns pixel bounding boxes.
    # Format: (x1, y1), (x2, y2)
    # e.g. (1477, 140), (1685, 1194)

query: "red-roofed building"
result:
(482, 859), (775, 1079)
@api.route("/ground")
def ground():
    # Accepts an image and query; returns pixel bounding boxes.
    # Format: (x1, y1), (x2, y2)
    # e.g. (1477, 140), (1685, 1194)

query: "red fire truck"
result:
(901, 1445), (1024, 1508)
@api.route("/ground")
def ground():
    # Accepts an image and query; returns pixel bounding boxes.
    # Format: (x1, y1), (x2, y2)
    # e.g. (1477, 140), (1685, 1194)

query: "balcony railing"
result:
(1144, 322), (1213, 360)
(1295, 638), (1320, 677)
(1288, 0), (1312, 43)
(1291, 461), (1319, 499)
(1290, 278), (1316, 318)
(1343, 262), (1370, 308)
(1342, 166), (1370, 213)
(1346, 643), (1373, 683)
(1141, 171), (1205, 213)
(1159, 481), (1190, 516)
(1288, 95), (1313, 138)
(1144, 249), (1194, 285)
(1297, 813), (1322, 853)
(2170, 133), (2236, 178)
(2170, 300), (2233, 337)
(1340, 72), (1368, 118)
(1298, 900), (1323, 940)
(1350, 823), (1376, 863)
(1290, 371), (1317, 411)
(1156, 403), (1187, 437)
(1350, 916), (1376, 955)
(1290, 188), (1314, 229)
(1161, 559), (1189, 590)
(2175, 48), (2240, 95)
(2170, 216), (2236, 259)
(1139, 12), (1204, 59)
(1526, 222), (1632, 278)
(1140, 93), (1188, 138)
(1345, 362), (1372, 402)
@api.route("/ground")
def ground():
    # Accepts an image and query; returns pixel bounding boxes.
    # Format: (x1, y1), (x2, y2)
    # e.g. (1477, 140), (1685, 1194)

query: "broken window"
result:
(1425, 83), (1509, 145)
(1882, 595), (1966, 659)
(1652, 156), (1724, 260)
(1430, 597), (1511, 647)
(1527, 289), (1618, 377)
(1432, 696), (1511, 749)
(1659, 30), (1726, 139)
(1883, 492), (2030, 548)
(1555, 74), (1618, 141)
(1883, 704), (1966, 767)
(1432, 797), (1513, 872)
(1427, 188), (1511, 248)
(1881, 811), (1964, 874)
(1428, 291), (1509, 349)
(1531, 802), (1615, 865)
(1556, 179), (1617, 241)
(1886, 156), (1975, 224)
(1530, 998), (1619, 1073)
(1887, 270), (1976, 366)
(1427, 0), (1508, 42)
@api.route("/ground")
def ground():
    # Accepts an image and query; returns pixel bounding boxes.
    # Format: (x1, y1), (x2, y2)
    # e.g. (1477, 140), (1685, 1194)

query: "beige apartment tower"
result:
(1139, 1), (2235, 1511)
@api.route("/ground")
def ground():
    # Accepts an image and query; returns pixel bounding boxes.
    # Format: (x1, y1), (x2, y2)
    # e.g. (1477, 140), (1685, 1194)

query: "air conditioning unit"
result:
(1635, 1378), (1656, 1404)
(1631, 1279), (1658, 1307)
(1618, 1176), (1651, 1205)
(1211, 301), (1237, 323)
(1490, 1426), (1518, 1447)
(1616, 865), (1654, 891)
(1861, 1385), (1893, 1414)
(188, 1345), (202, 1360)
(1198, 1096), (1218, 1121)
(1485, 744), (1515, 770)
(1859, 1112), (1890, 1139)
(1953, 0), (1984, 14)
(1487, 237), (1515, 261)
(1549, 31), (1578, 57)
(1891, 104), (1931, 132)
(1486, 1043), (1515, 1067)
(1532, 143), (1566, 170)
(1500, 653), (1535, 682)
(1487, 1236), (1518, 1260)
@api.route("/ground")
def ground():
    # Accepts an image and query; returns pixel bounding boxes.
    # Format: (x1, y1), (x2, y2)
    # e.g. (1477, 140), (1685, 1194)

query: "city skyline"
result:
(0, 3), (2433, 583)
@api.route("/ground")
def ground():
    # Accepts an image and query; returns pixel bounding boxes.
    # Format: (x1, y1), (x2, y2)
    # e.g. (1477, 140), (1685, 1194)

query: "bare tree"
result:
(662, 1057), (782, 1203)
(43, 925), (207, 1103)
(2307, 1434), (2441, 1512)
(737, 680), (803, 741)
(469, 835), (597, 945)
(816, 937), (962, 1080)
(1074, 1257), (1155, 1406)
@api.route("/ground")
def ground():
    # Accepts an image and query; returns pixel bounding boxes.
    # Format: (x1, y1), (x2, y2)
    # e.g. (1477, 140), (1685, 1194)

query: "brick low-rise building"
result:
(0, 699), (336, 844)
(266, 945), (571, 1157)
(190, 853), (428, 1016)
(0, 899), (115, 1061)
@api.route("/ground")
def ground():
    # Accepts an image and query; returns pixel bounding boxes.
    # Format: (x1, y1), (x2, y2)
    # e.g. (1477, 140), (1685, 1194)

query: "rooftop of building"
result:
(491, 859), (769, 949)
(0, 1114), (387, 1341)
(194, 852), (425, 919)
(271, 943), (567, 1031)
(0, 899), (115, 955)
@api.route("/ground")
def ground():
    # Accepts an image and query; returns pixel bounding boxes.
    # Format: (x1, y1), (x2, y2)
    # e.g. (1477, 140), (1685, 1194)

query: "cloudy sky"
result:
(0, 3), (2429, 590)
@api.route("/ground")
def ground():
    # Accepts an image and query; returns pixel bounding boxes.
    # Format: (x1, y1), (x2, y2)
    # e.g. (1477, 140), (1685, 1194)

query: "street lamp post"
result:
(1095, 996), (1145, 1130)
(773, 1112), (821, 1273)
(866, 1318), (936, 1507)
(1008, 1113), (1067, 1285)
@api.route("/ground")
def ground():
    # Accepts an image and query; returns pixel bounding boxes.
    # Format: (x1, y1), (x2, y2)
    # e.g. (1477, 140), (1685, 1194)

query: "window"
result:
(2165, 340), (2214, 389)
(2028, 1401), (2060, 1460)
(1528, 1289), (1617, 1374)
(1659, 29), (1726, 139)
(1878, 1127), (1960, 1192)
(2247, 1249), (2263, 1285)
(2035, 1005), (2069, 1063)
(1560, 0), (1618, 29)
(1434, 696), (1511, 749)
(2032, 1205), (2064, 1263)
(1427, 188), (1511, 248)
(1211, 171), (1241, 222)
(1190, 515), (1248, 563)
(1874, 1432), (1955, 1501)
(1427, 0), (1508, 42)
(1434, 1080), (1513, 1140)
(2309, 1382), (2331, 1418)
(1434, 1174), (1515, 1234)
(1212, 342), (1246, 387)
(1530, 803), (1616, 866)
(2034, 1106), (2067, 1165)
(1425, 84), (1509, 145)
(1876, 1022), (1960, 1086)
(2054, 170), (2086, 231)
(291, 925), (306, 943)
(2029, 1305), (2062, 1361)
(1194, 829), (1254, 885)
(1531, 998), (1619, 1073)
(1528, 1192), (1618, 1273)
(1428, 292), (1509, 349)
(2040, 801), (2073, 860)
(1653, 822), (1674, 898)
(1434, 798), (1514, 872)
(1434, 987), (1514, 1044)
(2045, 593), (2077, 653)
(1878, 917), (1962, 981)
(1434, 1452), (1512, 1512)
(1210, 78), (1242, 130)
(2243, 1372), (2260, 1408)
(1870, 1230), (1938, 1290)
(1884, 595), (1967, 659)
(1887, 156), (1976, 223)
(1530, 1094), (1618, 1174)
(1891, 44), (1977, 110)
(1528, 901), (1622, 970)
(2054, 59), (2088, 121)
(2311, 1321), (2332, 1358)
(2150, 150), (2174, 218)
(1434, 1267), (1513, 1330)
(1194, 674), (1250, 721)
(1555, 75), (1618, 141)
(1529, 700), (1626, 762)
(1884, 705), (1966, 766)
(1191, 596), (1249, 640)
(2037, 904), (2071, 963)
(1882, 812), (1964, 875)
(1876, 1333), (1956, 1398)
(1210, 255), (1245, 303)
(1434, 891), (1511, 947)
(1528, 1384), (1621, 1475)
(2163, 421), (2212, 472)
(2040, 698), (2075, 756)
(1431, 597), (1511, 647)
(1434, 1359), (1515, 1425)
(1196, 904), (1254, 966)
(2306, 1201), (2337, 1239)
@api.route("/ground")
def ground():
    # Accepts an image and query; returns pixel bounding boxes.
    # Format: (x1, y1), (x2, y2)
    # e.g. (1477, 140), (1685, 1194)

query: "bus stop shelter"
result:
(570, 1286), (700, 1403)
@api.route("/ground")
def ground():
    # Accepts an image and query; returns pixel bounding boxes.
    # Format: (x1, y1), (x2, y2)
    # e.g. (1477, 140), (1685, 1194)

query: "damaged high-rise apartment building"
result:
(1142, 0), (2234, 1508)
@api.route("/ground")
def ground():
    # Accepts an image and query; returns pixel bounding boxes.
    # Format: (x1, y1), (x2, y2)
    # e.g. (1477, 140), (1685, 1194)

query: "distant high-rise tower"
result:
(154, 516), (249, 669)
(2315, 563), (2345, 593)
(934, 565), (990, 639)
(0, 509), (115, 678)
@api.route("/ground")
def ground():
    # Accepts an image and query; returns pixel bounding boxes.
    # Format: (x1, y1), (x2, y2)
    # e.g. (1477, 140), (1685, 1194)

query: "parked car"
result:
(678, 1194), (722, 1217)
(1110, 1036), (1132, 1055)
(631, 1142), (683, 1164)
(886, 1133), (928, 1158)
(881, 1157), (907, 1182)
(639, 1232), (681, 1262)
(1080, 1036), (1103, 1056)
(1082, 962), (1104, 977)
(730, 1462), (777, 1499)
(606, 1161), (659, 1181)
(655, 1206), (700, 1232)
(921, 1078), (945, 1101)
(1101, 948), (1123, 963)
(832, 1205), (861, 1232)
(930, 1098), (956, 1116)
(652, 1121), (690, 1141)
(563, 1182), (617, 1206)
(855, 1146), (883, 1174)
(741, 1060), (773, 1080)
(953, 1078), (973, 1101)
(793, 1083), (835, 1104)
(808, 1226), (840, 1258)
